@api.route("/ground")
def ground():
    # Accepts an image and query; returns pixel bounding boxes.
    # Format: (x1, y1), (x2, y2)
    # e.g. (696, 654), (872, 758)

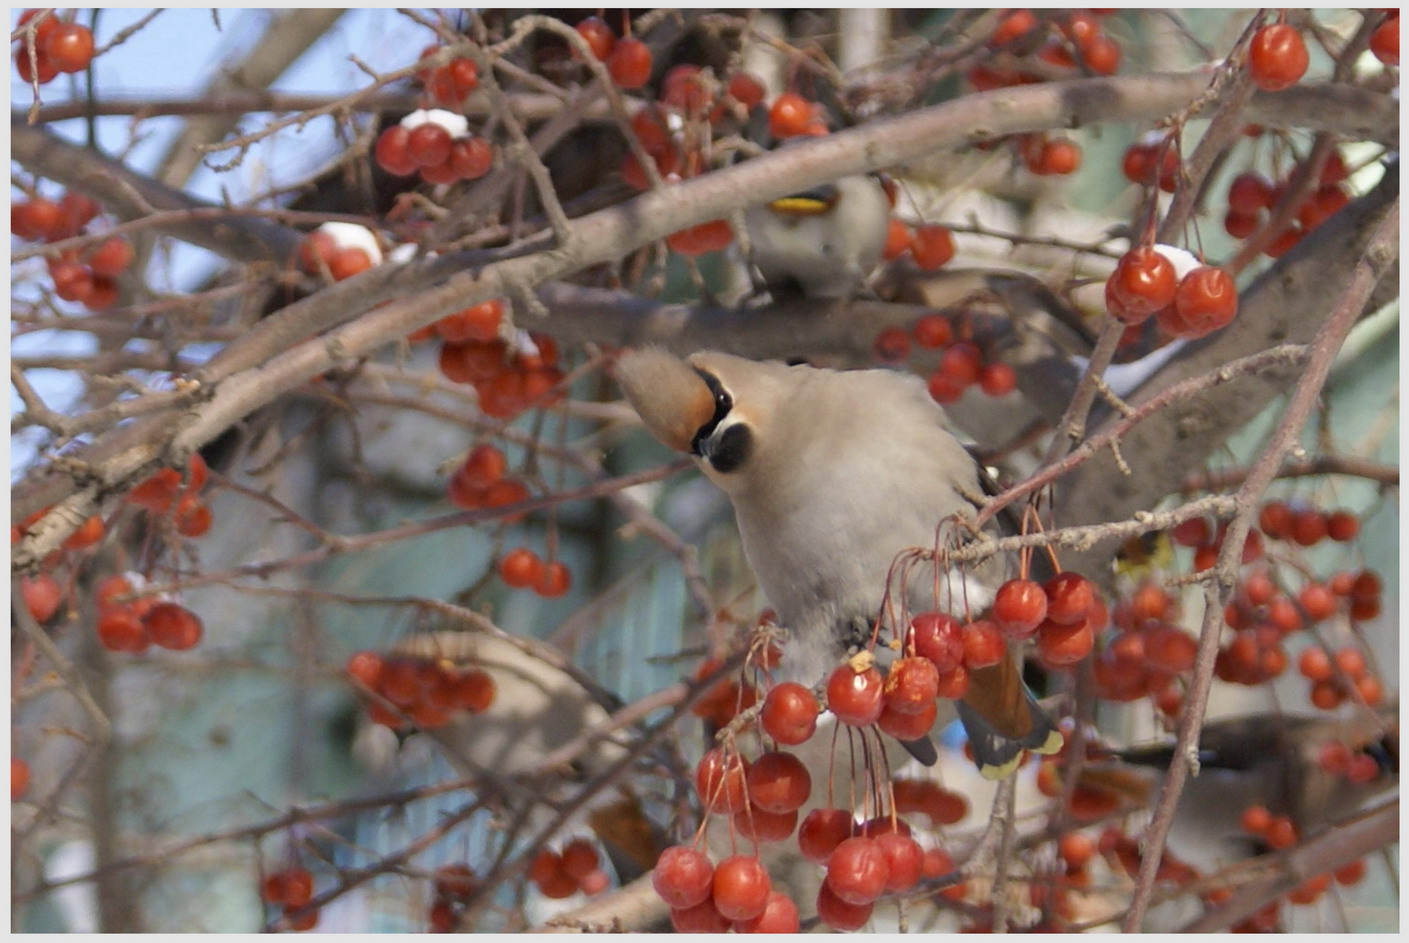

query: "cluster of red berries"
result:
(432, 327), (565, 420)
(413, 43), (479, 106)
(1017, 132), (1083, 176)
(1121, 134), (1182, 193)
(13, 190), (131, 311)
(882, 221), (955, 271)
(527, 838), (611, 899)
(654, 806), (960, 932)
(615, 66), (762, 190)
(1093, 583), (1197, 716)
(1313, 737), (1390, 787)
(971, 10), (1121, 88)
(571, 16), (653, 90)
(14, 10), (94, 84)
(964, 10), (1127, 173)
(496, 547), (571, 598)
(873, 312), (1018, 401)
(427, 863), (478, 932)
(12, 756), (32, 802)
(345, 650), (496, 730)
(260, 866), (318, 932)
(15, 505), (108, 625)
(445, 443), (529, 516)
(1297, 635), (1383, 711)
(127, 452), (213, 538)
(297, 229), (378, 282)
(375, 113), (493, 186)
(1234, 803), (1369, 915)
(1106, 246), (1239, 339)
(766, 90), (830, 139)
(991, 570), (1104, 668)
(1223, 153), (1353, 257)
(93, 573), (204, 654)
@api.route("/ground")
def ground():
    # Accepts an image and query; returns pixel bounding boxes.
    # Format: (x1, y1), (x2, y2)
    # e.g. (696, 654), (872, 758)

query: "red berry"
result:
(531, 560), (570, 598)
(575, 16), (615, 61)
(11, 198), (63, 241)
(1224, 209), (1260, 239)
(883, 657), (940, 714)
(873, 325), (911, 363)
(733, 890), (799, 933)
(711, 855), (771, 921)
(798, 808), (855, 863)
(173, 495), (212, 537)
(768, 92), (812, 139)
(41, 22), (94, 74)
(733, 804), (798, 844)
(825, 663), (884, 727)
(1290, 507), (1327, 546)
(962, 620), (1005, 669)
(374, 125), (418, 176)
(670, 898), (729, 933)
(1249, 24), (1310, 92)
(1228, 171), (1274, 214)
(498, 547), (541, 588)
(1030, 138), (1081, 175)
(1325, 509), (1359, 542)
(727, 71), (766, 109)
(607, 37), (652, 89)
(666, 219), (733, 256)
(939, 341), (984, 386)
(97, 607), (149, 653)
(1172, 265), (1238, 336)
(1110, 246), (1177, 316)
(746, 751), (812, 814)
(1044, 572), (1097, 625)
(1298, 582), (1337, 622)
(760, 682), (819, 745)
(910, 315), (952, 350)
(911, 224), (956, 270)
(908, 611), (964, 671)
(407, 123), (453, 168)
(1370, 14), (1399, 66)
(143, 602), (203, 651)
(12, 756), (31, 802)
(448, 137), (494, 180)
(875, 832), (924, 892)
(87, 237), (134, 277)
(978, 362), (1017, 397)
(816, 882), (873, 931)
(825, 837), (890, 906)
(992, 579), (1048, 638)
(560, 838), (600, 881)
(21, 573), (63, 623)
(1037, 616), (1094, 666)
(695, 748), (749, 814)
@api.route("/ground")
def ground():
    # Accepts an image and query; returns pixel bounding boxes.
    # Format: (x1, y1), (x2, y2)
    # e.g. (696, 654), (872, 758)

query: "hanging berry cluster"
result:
(873, 312), (1018, 402)
(346, 650), (497, 730)
(260, 866), (318, 933)
(13, 9), (93, 84)
(12, 189), (131, 310)
(527, 838), (611, 900)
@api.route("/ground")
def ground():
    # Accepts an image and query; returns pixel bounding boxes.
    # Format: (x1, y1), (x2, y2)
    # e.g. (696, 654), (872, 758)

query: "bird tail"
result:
(956, 655), (1063, 780)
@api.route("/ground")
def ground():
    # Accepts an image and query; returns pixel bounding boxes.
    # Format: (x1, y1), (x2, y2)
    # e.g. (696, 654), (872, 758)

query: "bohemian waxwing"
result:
(615, 348), (1062, 778)
(743, 174), (891, 299)
(1109, 704), (1398, 868)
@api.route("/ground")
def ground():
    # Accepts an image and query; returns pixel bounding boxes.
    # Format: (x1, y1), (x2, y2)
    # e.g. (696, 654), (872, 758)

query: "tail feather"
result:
(957, 655), (1063, 780)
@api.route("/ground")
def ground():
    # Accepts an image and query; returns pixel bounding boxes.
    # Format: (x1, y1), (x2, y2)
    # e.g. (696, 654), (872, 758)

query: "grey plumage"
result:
(743, 175), (891, 299)
(617, 349), (1061, 776)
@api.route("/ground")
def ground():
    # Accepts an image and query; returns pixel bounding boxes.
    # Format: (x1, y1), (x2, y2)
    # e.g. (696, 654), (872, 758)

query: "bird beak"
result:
(615, 348), (718, 454)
